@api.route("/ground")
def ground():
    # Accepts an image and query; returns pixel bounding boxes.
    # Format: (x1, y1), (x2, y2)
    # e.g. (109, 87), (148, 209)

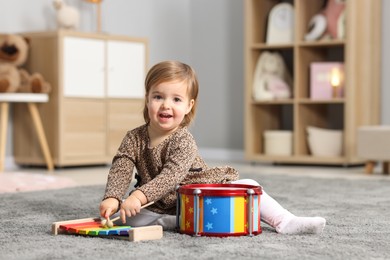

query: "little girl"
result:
(100, 60), (326, 234)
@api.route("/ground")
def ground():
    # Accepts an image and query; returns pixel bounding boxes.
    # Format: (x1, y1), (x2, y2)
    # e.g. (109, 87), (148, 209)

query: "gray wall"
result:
(190, 0), (244, 154)
(0, 0), (389, 162)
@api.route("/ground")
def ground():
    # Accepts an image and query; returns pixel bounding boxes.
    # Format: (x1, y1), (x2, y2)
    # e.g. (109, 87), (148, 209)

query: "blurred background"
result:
(0, 0), (389, 163)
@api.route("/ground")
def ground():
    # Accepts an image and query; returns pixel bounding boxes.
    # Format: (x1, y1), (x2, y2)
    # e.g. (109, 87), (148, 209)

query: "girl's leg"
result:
(231, 179), (326, 234)
(154, 214), (176, 230)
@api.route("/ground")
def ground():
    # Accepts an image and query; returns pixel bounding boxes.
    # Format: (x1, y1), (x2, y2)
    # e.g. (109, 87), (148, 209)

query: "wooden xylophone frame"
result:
(52, 217), (163, 242)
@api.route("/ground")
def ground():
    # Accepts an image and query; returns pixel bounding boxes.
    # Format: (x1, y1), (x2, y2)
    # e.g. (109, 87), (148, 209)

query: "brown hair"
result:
(143, 61), (199, 126)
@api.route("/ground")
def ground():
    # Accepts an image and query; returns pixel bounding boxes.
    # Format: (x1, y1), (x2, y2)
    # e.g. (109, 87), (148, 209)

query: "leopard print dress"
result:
(103, 124), (239, 215)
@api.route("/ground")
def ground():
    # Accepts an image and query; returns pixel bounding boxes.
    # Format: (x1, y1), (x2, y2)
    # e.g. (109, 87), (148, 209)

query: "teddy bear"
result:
(252, 51), (292, 101)
(0, 34), (51, 93)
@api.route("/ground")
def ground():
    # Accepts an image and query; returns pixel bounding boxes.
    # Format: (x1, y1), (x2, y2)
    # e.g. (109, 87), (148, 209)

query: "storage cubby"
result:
(247, 104), (293, 154)
(296, 45), (344, 99)
(244, 0), (382, 165)
(297, 103), (344, 156)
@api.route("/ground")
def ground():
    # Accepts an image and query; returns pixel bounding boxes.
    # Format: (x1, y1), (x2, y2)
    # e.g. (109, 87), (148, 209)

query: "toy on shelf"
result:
(305, 0), (346, 41)
(266, 3), (294, 44)
(0, 34), (51, 93)
(310, 62), (344, 100)
(252, 51), (292, 101)
(53, 0), (80, 30)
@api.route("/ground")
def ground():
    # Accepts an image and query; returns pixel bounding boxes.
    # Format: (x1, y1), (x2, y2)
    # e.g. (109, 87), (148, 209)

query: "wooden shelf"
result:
(298, 98), (345, 104)
(298, 40), (345, 47)
(247, 154), (365, 166)
(252, 40), (345, 50)
(251, 43), (294, 50)
(244, 0), (382, 165)
(251, 99), (294, 105)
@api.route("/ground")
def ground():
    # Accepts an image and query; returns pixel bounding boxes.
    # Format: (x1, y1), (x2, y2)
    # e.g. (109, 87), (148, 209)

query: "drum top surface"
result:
(178, 183), (262, 196)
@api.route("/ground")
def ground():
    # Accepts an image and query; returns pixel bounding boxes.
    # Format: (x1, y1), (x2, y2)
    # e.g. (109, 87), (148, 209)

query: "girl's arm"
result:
(101, 131), (138, 217)
(137, 131), (198, 203)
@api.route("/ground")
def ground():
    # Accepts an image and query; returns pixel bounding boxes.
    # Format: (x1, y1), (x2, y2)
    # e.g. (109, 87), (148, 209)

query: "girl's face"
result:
(147, 80), (194, 134)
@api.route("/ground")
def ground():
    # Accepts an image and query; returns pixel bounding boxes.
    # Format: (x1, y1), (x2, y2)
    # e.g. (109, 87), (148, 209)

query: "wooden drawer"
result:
(63, 99), (106, 132)
(61, 99), (106, 160)
(107, 99), (143, 157)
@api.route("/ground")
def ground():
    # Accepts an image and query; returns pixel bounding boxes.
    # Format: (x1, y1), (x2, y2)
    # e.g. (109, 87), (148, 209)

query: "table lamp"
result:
(330, 67), (342, 98)
(84, 0), (103, 33)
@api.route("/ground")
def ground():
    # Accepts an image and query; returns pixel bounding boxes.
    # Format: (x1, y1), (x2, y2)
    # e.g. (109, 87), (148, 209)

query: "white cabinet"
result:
(13, 31), (148, 167)
(62, 37), (146, 99)
(107, 40), (145, 98)
(63, 37), (105, 98)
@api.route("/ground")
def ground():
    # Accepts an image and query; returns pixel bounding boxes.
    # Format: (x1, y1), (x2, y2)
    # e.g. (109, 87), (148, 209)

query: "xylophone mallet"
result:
(101, 201), (154, 228)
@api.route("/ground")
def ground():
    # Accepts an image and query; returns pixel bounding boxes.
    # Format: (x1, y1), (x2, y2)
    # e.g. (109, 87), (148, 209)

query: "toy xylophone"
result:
(52, 217), (163, 242)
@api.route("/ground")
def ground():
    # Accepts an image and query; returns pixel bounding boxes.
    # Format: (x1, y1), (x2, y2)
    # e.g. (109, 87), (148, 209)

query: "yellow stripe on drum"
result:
(234, 196), (245, 233)
(180, 194), (186, 230)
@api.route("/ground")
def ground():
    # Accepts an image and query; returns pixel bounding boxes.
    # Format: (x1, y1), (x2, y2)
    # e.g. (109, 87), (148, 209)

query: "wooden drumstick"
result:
(102, 201), (154, 228)
(140, 201), (154, 209)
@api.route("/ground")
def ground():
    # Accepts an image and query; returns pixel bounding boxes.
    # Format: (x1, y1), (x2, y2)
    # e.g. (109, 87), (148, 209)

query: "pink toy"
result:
(323, 0), (346, 38)
(305, 0), (346, 41)
(310, 62), (344, 99)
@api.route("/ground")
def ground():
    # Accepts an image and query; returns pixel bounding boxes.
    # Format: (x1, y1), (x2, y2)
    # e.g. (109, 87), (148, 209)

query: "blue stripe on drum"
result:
(203, 196), (231, 233)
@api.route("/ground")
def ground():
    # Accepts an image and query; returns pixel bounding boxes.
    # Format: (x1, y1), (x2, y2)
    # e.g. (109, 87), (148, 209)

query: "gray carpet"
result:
(1, 173), (390, 260)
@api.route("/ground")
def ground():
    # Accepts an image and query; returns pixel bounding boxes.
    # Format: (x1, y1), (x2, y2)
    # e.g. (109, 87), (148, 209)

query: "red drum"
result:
(176, 184), (262, 237)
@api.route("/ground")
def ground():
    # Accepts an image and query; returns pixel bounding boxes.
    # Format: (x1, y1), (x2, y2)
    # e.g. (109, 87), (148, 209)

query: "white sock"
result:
(276, 216), (326, 235)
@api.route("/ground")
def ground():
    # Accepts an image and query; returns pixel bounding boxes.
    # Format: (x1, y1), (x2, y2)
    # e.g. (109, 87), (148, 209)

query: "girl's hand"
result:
(120, 195), (142, 223)
(99, 198), (119, 219)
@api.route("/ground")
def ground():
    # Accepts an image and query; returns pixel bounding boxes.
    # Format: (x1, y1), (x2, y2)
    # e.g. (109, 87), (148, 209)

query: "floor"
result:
(2, 159), (390, 188)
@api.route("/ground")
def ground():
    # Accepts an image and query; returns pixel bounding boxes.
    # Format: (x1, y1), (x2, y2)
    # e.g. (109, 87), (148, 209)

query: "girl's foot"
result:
(277, 216), (326, 235)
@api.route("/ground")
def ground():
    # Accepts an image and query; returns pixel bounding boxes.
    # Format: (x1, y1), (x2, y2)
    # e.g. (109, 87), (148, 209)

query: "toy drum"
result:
(176, 184), (262, 237)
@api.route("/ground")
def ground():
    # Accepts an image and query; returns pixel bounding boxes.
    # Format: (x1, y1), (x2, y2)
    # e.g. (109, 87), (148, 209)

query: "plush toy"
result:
(53, 0), (80, 30)
(252, 51), (292, 101)
(0, 34), (51, 93)
(305, 0), (346, 41)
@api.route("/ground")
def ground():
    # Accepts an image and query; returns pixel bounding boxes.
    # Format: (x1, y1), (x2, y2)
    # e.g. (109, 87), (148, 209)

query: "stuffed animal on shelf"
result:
(252, 51), (292, 101)
(53, 0), (80, 30)
(305, 0), (346, 41)
(0, 34), (51, 93)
